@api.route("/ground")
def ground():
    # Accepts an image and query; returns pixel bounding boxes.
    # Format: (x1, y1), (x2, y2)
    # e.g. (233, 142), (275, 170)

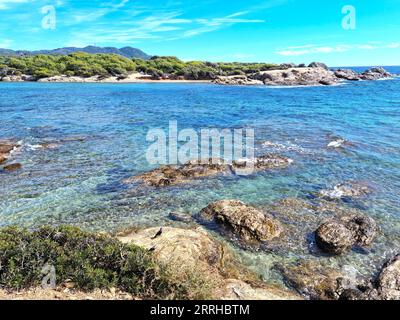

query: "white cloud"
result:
(276, 43), (400, 56)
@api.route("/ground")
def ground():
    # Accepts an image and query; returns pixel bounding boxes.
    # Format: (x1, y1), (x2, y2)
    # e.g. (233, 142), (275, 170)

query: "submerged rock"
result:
(199, 200), (282, 244)
(123, 154), (293, 187)
(123, 158), (229, 187)
(319, 181), (372, 200)
(276, 260), (357, 300)
(168, 211), (194, 223)
(3, 163), (22, 171)
(315, 214), (378, 255)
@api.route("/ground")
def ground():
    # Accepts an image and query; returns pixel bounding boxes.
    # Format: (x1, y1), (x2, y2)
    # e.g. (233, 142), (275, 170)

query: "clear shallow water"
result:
(1, 78), (400, 288)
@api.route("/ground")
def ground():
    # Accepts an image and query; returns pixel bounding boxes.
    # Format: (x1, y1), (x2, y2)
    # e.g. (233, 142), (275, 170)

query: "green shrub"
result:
(0, 53), (279, 80)
(0, 226), (204, 299)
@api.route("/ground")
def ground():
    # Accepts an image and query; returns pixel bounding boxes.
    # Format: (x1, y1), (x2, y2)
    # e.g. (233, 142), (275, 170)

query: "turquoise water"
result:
(1, 75), (400, 288)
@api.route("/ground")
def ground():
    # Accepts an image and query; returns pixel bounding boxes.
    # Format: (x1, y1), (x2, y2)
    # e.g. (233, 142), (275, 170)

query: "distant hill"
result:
(0, 46), (151, 59)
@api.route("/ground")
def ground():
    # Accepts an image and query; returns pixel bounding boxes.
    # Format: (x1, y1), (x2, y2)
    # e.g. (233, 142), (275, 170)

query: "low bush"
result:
(0, 226), (207, 299)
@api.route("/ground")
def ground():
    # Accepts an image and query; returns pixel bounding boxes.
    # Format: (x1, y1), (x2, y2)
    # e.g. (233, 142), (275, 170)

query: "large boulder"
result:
(315, 221), (354, 255)
(308, 62), (329, 70)
(199, 200), (282, 243)
(315, 214), (378, 255)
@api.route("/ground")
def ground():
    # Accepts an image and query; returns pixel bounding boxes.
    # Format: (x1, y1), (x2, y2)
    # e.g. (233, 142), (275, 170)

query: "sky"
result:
(0, 0), (399, 66)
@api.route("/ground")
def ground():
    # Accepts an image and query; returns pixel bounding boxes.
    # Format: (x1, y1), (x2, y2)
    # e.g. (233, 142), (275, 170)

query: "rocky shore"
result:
(213, 64), (393, 86)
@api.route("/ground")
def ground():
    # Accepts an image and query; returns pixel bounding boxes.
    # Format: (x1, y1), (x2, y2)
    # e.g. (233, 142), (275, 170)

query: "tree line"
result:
(0, 52), (278, 80)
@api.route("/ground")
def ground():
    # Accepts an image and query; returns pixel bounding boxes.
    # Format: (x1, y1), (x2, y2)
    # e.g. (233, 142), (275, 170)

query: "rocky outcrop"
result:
(339, 254), (400, 300)
(276, 260), (359, 300)
(315, 214), (378, 255)
(123, 155), (293, 187)
(249, 67), (338, 86)
(360, 67), (392, 80)
(319, 181), (372, 200)
(213, 65), (393, 86)
(367, 254), (400, 300)
(199, 200), (282, 244)
(118, 227), (301, 300)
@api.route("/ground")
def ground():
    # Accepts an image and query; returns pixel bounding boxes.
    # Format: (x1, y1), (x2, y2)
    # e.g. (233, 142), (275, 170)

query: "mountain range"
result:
(0, 46), (151, 59)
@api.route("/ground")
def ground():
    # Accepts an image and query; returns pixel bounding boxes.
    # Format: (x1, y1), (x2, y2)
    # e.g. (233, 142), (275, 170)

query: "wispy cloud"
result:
(0, 0), (31, 10)
(276, 42), (400, 56)
(70, 0), (130, 23)
(0, 39), (13, 47)
(67, 10), (265, 45)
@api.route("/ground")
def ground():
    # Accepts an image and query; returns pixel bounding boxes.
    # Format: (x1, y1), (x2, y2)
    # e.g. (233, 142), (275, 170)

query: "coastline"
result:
(1, 66), (394, 86)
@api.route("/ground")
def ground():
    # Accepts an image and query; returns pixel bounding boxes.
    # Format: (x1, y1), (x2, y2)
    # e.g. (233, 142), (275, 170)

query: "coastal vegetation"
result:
(0, 52), (278, 79)
(0, 225), (209, 299)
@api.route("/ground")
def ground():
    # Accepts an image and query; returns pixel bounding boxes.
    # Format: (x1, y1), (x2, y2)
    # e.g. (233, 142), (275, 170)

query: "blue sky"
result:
(0, 0), (399, 66)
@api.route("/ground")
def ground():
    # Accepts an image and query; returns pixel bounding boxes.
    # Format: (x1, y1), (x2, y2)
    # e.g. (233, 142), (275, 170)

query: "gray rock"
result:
(334, 69), (361, 81)
(308, 62), (329, 70)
